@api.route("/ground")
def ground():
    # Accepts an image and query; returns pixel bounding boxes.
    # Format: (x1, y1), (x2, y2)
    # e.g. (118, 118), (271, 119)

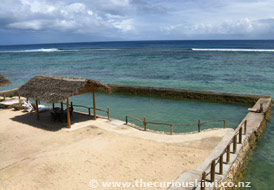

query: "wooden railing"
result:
(199, 120), (247, 189)
(64, 102), (110, 120)
(125, 115), (226, 135)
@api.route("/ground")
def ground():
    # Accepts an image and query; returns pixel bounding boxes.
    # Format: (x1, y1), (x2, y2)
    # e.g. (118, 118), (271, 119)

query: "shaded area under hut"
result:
(18, 75), (111, 128)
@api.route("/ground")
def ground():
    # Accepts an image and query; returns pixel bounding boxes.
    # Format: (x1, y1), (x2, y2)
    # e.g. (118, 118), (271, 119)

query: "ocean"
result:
(0, 40), (273, 188)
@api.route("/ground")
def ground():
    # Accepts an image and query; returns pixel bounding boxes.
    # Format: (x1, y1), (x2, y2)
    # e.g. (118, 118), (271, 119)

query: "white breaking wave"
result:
(0, 48), (78, 53)
(90, 48), (121, 51)
(22, 48), (62, 52)
(192, 48), (274, 52)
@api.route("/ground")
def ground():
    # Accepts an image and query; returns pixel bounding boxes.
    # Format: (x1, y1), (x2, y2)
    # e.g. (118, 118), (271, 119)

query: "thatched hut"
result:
(18, 75), (111, 128)
(0, 74), (11, 86)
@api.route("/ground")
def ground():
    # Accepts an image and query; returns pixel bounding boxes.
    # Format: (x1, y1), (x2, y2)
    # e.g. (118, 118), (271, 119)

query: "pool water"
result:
(66, 92), (248, 133)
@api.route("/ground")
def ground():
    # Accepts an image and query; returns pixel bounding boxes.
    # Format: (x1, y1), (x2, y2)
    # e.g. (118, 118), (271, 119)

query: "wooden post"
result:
(219, 154), (223, 175)
(239, 127), (243, 144)
(198, 120), (201, 132)
(210, 160), (215, 182)
(61, 102), (63, 111)
(107, 108), (110, 120)
(52, 103), (55, 109)
(92, 89), (96, 120)
(88, 108), (91, 115)
(144, 117), (147, 131)
(126, 116), (128, 124)
(170, 125), (173, 135)
(201, 172), (206, 190)
(224, 120), (226, 128)
(35, 99), (39, 120)
(226, 144), (230, 163)
(66, 98), (71, 128)
(233, 136), (237, 153)
(244, 120), (247, 135)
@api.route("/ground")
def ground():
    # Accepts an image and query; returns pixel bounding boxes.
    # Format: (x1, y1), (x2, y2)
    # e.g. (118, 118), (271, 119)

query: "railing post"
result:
(125, 116), (128, 125)
(233, 136), (237, 153)
(224, 120), (226, 128)
(107, 107), (110, 120)
(198, 120), (201, 132)
(201, 172), (206, 190)
(210, 160), (215, 182)
(144, 117), (147, 131)
(226, 144), (230, 163)
(88, 108), (91, 115)
(219, 154), (223, 175)
(170, 125), (173, 135)
(244, 120), (247, 135)
(239, 127), (243, 144)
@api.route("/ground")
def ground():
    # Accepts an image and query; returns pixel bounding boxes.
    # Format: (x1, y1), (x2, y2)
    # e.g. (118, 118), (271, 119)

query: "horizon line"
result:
(1, 39), (274, 47)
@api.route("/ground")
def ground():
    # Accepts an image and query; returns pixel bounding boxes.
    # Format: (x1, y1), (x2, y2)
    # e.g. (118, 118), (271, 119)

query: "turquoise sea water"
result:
(0, 40), (273, 188)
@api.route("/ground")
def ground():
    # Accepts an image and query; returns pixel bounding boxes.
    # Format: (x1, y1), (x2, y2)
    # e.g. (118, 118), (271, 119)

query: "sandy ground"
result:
(0, 109), (232, 190)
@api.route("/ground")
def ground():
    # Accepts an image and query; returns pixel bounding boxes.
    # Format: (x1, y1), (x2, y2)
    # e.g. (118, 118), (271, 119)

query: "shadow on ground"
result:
(10, 110), (95, 131)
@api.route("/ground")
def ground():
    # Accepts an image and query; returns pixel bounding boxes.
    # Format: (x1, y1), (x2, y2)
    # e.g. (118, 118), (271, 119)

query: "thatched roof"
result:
(0, 74), (11, 86)
(18, 75), (111, 103)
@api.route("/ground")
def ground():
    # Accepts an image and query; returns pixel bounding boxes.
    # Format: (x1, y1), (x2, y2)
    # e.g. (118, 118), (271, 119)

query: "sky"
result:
(1, 0), (274, 45)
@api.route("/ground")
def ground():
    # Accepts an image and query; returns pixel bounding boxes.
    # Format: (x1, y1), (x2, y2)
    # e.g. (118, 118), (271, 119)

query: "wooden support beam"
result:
(244, 120), (247, 135)
(92, 89), (96, 120)
(66, 98), (71, 128)
(239, 127), (243, 144)
(52, 103), (55, 109)
(61, 102), (63, 111)
(144, 117), (147, 131)
(107, 107), (110, 120)
(35, 99), (39, 120)
(226, 144), (230, 163)
(198, 119), (201, 132)
(219, 154), (223, 175)
(210, 160), (215, 182)
(233, 136), (237, 153)
(170, 125), (173, 135)
(201, 172), (206, 190)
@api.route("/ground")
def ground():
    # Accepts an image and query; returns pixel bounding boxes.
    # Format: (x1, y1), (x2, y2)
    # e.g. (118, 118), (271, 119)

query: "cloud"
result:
(8, 20), (44, 30)
(1, 0), (274, 44)
(160, 17), (274, 38)
(1, 0), (135, 33)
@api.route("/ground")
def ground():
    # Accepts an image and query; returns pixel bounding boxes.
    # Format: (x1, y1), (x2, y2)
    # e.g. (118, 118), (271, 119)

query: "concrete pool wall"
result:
(109, 84), (268, 105)
(167, 98), (272, 190)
